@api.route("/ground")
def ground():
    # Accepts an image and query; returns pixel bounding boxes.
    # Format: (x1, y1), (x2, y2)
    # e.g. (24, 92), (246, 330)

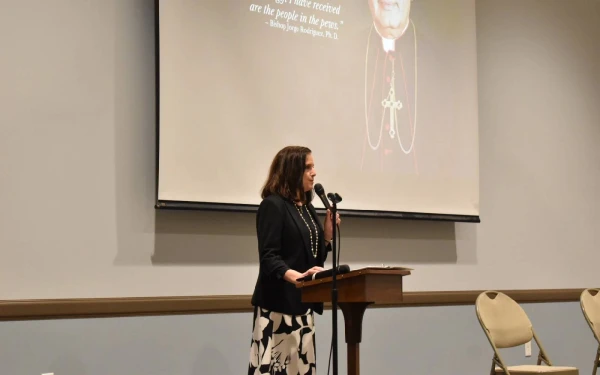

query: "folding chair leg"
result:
(492, 355), (509, 375)
(593, 345), (600, 375)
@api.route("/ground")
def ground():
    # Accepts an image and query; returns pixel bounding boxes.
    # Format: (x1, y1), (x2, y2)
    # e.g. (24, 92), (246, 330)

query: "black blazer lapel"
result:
(283, 201), (312, 259)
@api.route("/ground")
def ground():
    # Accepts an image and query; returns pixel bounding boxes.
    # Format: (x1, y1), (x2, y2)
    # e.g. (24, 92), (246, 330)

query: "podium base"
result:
(340, 302), (371, 375)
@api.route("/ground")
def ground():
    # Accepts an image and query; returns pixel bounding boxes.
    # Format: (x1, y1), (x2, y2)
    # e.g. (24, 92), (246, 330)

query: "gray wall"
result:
(0, 0), (599, 374)
(0, 302), (597, 375)
(1, 0), (600, 299)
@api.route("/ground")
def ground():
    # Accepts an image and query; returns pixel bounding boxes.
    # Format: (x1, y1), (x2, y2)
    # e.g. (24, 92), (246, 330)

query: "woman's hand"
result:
(284, 267), (326, 285)
(324, 209), (341, 242)
(301, 266), (326, 279)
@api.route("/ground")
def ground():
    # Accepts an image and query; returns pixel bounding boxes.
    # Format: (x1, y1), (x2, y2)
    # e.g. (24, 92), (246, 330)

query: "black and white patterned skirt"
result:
(248, 306), (316, 375)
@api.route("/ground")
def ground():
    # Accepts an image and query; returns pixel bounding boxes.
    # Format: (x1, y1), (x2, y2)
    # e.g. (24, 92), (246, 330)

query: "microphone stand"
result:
(330, 198), (339, 375)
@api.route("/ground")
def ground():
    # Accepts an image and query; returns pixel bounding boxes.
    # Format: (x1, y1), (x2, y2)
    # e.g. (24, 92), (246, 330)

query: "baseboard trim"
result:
(0, 289), (584, 321)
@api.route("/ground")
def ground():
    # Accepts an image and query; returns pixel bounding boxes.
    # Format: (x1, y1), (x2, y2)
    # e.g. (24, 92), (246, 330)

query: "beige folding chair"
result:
(580, 288), (600, 375)
(476, 291), (578, 375)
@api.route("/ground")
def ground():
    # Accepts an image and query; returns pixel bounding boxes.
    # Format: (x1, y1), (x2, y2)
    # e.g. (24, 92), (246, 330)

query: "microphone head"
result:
(314, 183), (325, 195)
(327, 192), (342, 204)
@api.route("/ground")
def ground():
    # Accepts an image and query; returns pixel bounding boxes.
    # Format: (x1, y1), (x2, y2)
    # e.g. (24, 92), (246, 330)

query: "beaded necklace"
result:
(295, 204), (319, 258)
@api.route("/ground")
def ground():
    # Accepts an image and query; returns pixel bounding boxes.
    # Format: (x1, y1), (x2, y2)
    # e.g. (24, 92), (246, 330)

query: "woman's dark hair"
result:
(261, 146), (312, 203)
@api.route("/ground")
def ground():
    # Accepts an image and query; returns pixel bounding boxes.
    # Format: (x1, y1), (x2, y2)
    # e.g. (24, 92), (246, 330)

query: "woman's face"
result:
(302, 153), (316, 192)
(368, 0), (411, 39)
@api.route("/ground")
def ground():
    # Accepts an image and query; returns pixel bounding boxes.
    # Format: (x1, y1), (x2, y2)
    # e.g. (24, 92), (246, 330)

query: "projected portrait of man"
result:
(368, 0), (411, 40)
(361, 0), (418, 172)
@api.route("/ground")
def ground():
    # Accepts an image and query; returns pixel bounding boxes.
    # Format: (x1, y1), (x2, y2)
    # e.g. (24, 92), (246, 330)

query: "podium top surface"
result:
(296, 266), (411, 288)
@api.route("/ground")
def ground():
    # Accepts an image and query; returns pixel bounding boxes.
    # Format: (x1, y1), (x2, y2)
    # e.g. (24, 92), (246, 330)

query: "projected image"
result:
(362, 0), (418, 172)
(157, 0), (480, 216)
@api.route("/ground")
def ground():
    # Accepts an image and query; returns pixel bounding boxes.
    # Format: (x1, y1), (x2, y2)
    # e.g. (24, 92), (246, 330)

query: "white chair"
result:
(476, 291), (578, 375)
(580, 288), (600, 375)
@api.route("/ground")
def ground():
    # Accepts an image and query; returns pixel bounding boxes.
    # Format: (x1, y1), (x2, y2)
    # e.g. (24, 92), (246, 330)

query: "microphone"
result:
(296, 265), (351, 282)
(327, 192), (342, 204)
(314, 183), (332, 210)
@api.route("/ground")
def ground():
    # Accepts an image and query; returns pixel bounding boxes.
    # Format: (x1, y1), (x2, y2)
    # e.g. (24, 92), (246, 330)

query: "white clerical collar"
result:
(381, 37), (396, 52)
(373, 23), (397, 52)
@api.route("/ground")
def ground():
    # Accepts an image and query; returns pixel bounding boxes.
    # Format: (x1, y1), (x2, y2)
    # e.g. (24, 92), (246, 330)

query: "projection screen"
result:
(156, 0), (480, 220)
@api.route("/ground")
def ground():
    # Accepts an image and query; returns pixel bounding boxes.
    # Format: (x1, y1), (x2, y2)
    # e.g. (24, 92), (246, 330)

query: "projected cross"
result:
(382, 57), (403, 139)
(382, 86), (402, 139)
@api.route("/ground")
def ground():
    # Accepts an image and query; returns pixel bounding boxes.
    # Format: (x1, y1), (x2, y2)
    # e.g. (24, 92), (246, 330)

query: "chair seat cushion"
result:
(495, 365), (578, 374)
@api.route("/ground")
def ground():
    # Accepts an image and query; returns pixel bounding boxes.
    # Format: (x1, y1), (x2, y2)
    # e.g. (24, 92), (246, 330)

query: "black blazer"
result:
(251, 194), (331, 315)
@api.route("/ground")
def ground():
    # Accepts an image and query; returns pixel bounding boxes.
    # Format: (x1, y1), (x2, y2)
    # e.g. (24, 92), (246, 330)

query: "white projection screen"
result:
(156, 0), (480, 221)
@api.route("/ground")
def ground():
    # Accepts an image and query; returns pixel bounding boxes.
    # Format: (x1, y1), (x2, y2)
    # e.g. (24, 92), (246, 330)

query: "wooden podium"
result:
(298, 267), (411, 375)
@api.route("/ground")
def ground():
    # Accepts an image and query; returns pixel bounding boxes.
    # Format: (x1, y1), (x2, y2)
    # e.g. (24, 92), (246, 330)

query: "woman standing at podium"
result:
(248, 145), (340, 375)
